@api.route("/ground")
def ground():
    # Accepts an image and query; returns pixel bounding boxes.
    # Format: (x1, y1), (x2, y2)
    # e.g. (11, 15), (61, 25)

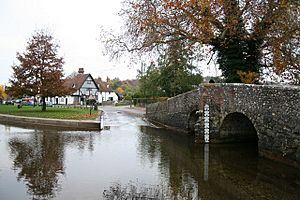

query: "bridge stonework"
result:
(146, 83), (300, 167)
(146, 90), (199, 131)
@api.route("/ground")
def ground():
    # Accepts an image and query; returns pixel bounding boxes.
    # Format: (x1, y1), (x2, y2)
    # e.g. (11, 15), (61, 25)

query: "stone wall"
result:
(197, 83), (300, 167)
(146, 83), (300, 167)
(146, 89), (199, 131)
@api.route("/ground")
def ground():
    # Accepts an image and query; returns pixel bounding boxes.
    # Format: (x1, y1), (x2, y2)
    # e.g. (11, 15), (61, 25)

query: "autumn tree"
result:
(0, 85), (7, 103)
(111, 77), (122, 90)
(10, 30), (67, 111)
(102, 0), (299, 83)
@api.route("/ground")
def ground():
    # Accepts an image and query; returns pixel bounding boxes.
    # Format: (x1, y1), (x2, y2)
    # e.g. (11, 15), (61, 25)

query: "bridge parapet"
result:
(146, 83), (300, 167)
(197, 83), (300, 167)
(146, 89), (199, 131)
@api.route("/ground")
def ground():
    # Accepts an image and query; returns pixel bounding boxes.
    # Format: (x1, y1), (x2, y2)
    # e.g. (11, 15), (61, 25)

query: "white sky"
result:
(0, 0), (219, 85)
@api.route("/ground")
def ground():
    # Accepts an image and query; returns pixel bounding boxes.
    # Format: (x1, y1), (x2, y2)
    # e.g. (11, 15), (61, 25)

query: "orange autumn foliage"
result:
(0, 85), (7, 100)
(102, 0), (299, 83)
(237, 71), (259, 84)
(116, 87), (125, 94)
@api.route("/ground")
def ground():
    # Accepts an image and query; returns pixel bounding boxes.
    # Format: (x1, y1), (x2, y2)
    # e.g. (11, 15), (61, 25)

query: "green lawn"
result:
(0, 105), (100, 120)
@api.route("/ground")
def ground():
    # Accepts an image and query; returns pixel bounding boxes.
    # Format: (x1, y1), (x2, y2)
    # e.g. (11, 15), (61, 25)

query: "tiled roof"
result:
(95, 79), (114, 92)
(64, 74), (89, 91)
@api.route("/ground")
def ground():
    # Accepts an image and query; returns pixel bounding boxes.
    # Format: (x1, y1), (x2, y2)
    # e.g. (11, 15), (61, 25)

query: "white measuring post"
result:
(204, 104), (210, 143)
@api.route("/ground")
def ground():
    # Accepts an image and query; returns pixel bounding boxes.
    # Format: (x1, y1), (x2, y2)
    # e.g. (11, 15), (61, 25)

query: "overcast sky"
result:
(0, 0), (219, 85)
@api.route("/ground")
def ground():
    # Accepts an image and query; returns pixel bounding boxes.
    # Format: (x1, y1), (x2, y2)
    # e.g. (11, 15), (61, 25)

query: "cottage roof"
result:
(64, 73), (99, 92)
(95, 79), (114, 92)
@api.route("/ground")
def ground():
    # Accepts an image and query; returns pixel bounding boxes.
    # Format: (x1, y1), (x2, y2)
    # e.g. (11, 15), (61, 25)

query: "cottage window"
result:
(87, 80), (91, 84)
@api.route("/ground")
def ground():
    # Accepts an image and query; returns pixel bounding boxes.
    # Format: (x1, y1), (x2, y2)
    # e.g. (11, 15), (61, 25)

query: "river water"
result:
(0, 107), (299, 200)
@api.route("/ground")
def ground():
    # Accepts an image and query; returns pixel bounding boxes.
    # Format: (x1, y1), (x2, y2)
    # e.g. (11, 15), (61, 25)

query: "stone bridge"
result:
(146, 83), (300, 167)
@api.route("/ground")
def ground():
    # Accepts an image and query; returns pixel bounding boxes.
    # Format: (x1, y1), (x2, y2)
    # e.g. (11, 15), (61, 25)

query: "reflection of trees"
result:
(9, 131), (64, 199)
(139, 126), (199, 199)
(9, 130), (96, 199)
(63, 132), (95, 152)
(103, 181), (165, 199)
(102, 180), (197, 199)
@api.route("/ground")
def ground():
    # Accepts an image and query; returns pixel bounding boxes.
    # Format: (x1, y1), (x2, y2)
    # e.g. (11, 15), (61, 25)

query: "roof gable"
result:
(64, 73), (99, 91)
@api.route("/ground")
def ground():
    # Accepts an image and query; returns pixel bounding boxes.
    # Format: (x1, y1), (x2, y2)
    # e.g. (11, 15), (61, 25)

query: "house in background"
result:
(46, 68), (99, 105)
(96, 79), (118, 104)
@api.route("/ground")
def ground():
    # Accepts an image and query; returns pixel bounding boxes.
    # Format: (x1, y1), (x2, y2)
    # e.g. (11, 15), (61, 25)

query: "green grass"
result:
(0, 105), (100, 120)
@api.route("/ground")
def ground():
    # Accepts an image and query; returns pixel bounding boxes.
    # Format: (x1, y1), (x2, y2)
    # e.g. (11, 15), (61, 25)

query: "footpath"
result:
(116, 105), (146, 118)
(99, 105), (146, 118)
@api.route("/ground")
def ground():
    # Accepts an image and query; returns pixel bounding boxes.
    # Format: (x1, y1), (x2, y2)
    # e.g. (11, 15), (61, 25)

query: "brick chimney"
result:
(78, 68), (84, 74)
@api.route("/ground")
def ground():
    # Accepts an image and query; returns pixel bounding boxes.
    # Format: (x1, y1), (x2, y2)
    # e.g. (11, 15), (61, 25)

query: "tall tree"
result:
(10, 30), (67, 111)
(137, 41), (202, 98)
(102, 0), (299, 83)
(158, 38), (202, 96)
(137, 62), (162, 97)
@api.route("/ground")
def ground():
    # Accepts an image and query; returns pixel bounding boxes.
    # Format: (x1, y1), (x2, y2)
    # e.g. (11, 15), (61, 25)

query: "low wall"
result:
(146, 90), (199, 131)
(0, 114), (101, 131)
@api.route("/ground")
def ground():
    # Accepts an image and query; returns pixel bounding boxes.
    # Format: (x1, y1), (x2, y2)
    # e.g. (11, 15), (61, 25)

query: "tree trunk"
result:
(41, 96), (46, 112)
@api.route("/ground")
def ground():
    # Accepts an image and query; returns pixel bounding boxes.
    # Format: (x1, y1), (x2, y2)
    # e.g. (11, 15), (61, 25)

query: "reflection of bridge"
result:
(146, 83), (300, 167)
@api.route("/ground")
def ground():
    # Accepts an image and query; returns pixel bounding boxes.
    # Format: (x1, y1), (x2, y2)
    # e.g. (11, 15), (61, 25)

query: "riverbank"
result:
(0, 105), (99, 120)
(0, 105), (143, 131)
(0, 113), (101, 131)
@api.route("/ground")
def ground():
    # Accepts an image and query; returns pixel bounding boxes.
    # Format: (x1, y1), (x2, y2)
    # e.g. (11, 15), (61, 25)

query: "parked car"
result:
(22, 101), (34, 106)
(14, 99), (22, 105)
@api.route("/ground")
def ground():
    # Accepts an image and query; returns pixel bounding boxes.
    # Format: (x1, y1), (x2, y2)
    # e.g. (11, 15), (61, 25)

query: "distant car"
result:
(5, 100), (13, 105)
(14, 99), (22, 106)
(22, 101), (34, 106)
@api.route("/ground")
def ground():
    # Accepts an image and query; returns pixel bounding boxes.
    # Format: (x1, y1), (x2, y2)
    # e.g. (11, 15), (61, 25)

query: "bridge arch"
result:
(219, 112), (258, 143)
(147, 84), (300, 167)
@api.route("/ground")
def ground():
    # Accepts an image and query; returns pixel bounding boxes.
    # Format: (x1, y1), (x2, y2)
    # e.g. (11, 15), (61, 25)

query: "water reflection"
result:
(139, 126), (300, 200)
(1, 119), (300, 200)
(8, 129), (97, 199)
(103, 181), (165, 199)
(203, 143), (209, 181)
(9, 131), (65, 199)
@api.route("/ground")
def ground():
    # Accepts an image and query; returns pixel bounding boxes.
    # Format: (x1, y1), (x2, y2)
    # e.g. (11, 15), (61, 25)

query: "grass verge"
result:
(0, 105), (99, 120)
